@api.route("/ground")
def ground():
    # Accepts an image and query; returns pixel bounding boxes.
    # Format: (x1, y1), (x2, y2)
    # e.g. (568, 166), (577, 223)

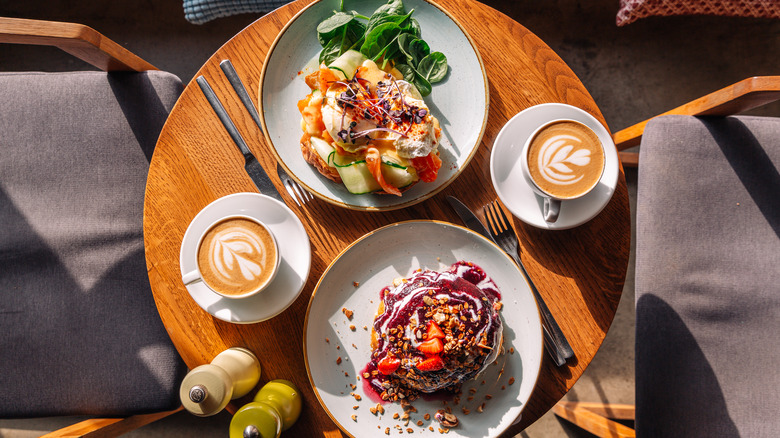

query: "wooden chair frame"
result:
(0, 16), (181, 438)
(557, 75), (780, 437)
(615, 76), (780, 167)
(554, 402), (635, 438)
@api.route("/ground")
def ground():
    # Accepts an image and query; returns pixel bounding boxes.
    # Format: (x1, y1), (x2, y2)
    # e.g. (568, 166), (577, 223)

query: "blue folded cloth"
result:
(183, 0), (292, 24)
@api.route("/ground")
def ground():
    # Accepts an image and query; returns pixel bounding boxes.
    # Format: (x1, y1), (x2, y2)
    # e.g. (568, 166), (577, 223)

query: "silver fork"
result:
(277, 163), (313, 207)
(483, 200), (574, 366)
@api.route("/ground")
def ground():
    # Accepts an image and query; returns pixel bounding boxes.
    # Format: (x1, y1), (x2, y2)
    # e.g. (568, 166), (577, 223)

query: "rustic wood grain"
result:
(0, 17), (157, 71)
(553, 402), (636, 438)
(143, 0), (631, 435)
(613, 75), (780, 151)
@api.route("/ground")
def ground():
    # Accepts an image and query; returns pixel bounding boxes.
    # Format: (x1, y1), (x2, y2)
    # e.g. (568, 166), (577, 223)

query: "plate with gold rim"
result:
(303, 221), (543, 438)
(259, 0), (488, 211)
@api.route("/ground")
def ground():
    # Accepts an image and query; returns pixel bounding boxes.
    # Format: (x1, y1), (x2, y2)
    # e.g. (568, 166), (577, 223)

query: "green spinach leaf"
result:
(397, 33), (430, 66)
(317, 12), (365, 47)
(416, 51), (448, 83)
(374, 0), (406, 16)
(360, 22), (402, 61)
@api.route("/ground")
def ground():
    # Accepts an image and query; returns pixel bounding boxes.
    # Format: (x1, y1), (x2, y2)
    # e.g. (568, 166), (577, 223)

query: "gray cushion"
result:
(0, 71), (187, 417)
(635, 115), (780, 437)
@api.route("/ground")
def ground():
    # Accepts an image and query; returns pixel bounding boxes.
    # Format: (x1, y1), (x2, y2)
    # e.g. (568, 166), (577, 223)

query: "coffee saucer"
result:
(179, 193), (310, 324)
(490, 103), (619, 230)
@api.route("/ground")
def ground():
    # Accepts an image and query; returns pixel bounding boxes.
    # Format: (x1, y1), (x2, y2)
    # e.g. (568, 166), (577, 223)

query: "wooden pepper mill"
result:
(179, 347), (262, 417)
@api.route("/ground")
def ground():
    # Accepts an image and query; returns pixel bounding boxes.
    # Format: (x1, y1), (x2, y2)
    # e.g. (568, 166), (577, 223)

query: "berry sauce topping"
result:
(362, 261), (503, 402)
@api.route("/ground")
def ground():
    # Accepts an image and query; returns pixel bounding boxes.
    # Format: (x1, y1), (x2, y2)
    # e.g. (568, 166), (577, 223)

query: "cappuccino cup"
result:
(521, 119), (605, 223)
(182, 215), (280, 299)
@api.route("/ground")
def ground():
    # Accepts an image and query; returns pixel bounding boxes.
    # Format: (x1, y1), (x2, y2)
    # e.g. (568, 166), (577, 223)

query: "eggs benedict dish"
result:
(298, 50), (442, 196)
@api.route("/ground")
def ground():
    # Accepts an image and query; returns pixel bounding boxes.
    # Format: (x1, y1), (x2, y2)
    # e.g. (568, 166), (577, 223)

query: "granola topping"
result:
(363, 261), (503, 402)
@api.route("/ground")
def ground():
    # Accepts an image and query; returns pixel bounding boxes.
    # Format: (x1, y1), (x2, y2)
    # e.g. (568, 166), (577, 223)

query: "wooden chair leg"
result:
(619, 151), (639, 168)
(39, 407), (182, 438)
(553, 401), (636, 438)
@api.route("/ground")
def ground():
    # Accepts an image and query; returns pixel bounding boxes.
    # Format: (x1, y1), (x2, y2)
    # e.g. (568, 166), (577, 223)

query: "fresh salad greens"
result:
(315, 0), (447, 96)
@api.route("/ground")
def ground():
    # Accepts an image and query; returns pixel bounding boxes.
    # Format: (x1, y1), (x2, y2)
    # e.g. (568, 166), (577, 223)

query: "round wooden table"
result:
(143, 0), (631, 435)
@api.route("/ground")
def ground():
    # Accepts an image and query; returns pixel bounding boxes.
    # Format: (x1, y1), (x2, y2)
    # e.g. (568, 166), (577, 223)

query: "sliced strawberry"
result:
(426, 321), (445, 340)
(377, 356), (401, 375)
(416, 355), (444, 372)
(417, 337), (444, 355)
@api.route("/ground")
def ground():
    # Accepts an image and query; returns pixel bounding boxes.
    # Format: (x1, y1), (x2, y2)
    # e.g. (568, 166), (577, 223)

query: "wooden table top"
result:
(143, 0), (631, 435)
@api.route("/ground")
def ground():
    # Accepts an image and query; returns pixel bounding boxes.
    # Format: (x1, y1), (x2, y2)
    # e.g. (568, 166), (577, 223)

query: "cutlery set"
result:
(197, 60), (307, 206)
(199, 60), (572, 366)
(448, 196), (574, 366)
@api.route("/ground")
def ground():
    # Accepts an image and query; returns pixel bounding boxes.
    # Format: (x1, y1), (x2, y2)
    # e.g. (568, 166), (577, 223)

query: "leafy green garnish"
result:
(315, 0), (448, 96)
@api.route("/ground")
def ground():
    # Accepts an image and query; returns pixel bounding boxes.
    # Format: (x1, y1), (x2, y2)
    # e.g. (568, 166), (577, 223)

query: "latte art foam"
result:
(527, 121), (604, 199)
(197, 218), (277, 296)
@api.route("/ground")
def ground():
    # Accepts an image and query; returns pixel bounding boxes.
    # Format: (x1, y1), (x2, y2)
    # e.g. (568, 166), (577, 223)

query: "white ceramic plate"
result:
(179, 193), (310, 323)
(304, 221), (543, 438)
(490, 103), (619, 230)
(260, 0), (488, 211)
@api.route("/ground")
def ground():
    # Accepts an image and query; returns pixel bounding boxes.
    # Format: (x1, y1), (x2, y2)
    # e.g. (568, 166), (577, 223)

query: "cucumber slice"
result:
(382, 162), (418, 189)
(328, 50), (366, 80)
(331, 152), (364, 168)
(309, 136), (335, 164)
(337, 162), (381, 194)
(332, 150), (418, 194)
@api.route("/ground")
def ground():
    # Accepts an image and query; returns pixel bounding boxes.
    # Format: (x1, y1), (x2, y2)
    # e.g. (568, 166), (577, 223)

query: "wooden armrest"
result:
(614, 75), (780, 152)
(553, 401), (635, 438)
(0, 17), (157, 72)
(38, 407), (181, 438)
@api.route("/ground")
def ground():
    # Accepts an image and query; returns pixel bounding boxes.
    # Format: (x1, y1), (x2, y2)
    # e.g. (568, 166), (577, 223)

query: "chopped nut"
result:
(424, 413), (431, 421)
(351, 414), (357, 422)
(349, 324), (356, 331)
(342, 307), (354, 319)
(353, 281), (360, 287)
(393, 413), (400, 419)
(407, 428), (414, 433)
(336, 357), (342, 365)
(508, 377), (515, 385)
(353, 405), (359, 410)
(462, 407), (470, 415)
(477, 403), (485, 413)
(435, 410), (459, 428)
(385, 427), (391, 435)
(325, 337), (330, 343)
(416, 420), (424, 426)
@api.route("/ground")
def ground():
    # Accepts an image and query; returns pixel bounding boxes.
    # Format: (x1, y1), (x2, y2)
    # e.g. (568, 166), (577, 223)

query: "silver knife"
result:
(447, 196), (496, 244)
(196, 75), (284, 203)
(219, 60), (263, 131)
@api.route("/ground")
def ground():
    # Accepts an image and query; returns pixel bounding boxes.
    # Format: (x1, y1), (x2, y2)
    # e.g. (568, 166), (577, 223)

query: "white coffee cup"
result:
(520, 119), (606, 223)
(182, 214), (280, 299)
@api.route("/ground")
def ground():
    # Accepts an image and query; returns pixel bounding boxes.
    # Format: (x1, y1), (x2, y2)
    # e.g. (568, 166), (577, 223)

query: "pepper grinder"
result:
(180, 347), (261, 417)
(229, 379), (302, 438)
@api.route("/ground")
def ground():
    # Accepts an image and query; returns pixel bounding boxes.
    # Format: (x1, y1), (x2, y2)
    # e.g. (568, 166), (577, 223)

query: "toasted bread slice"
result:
(301, 137), (341, 183)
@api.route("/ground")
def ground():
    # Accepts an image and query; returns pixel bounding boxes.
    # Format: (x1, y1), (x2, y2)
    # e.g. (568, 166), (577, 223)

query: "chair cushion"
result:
(635, 115), (780, 436)
(0, 70), (188, 417)
(183, 0), (292, 24)
(617, 0), (780, 26)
